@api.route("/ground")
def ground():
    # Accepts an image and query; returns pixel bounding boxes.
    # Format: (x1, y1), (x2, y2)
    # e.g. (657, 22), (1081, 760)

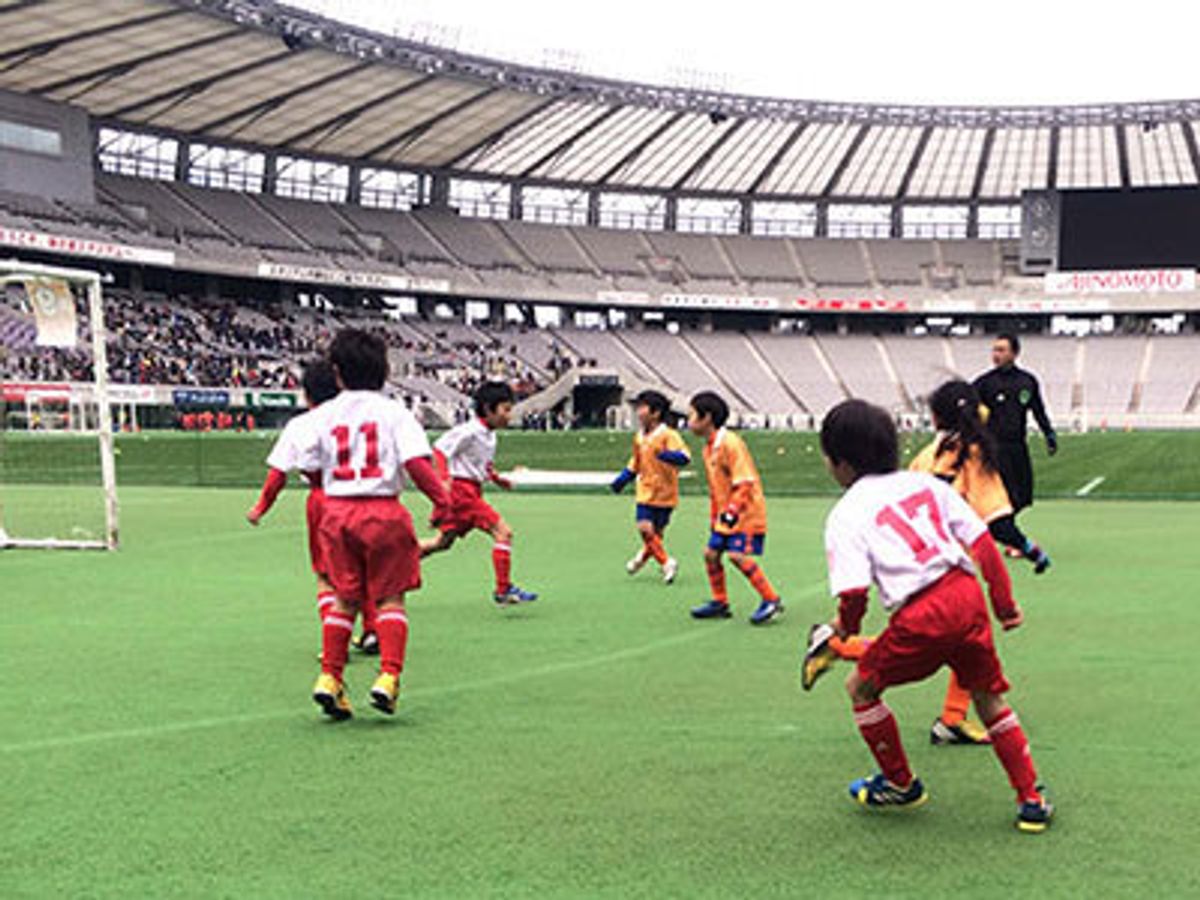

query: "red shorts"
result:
(319, 497), (421, 603)
(858, 568), (1010, 695)
(439, 478), (501, 537)
(306, 488), (327, 575)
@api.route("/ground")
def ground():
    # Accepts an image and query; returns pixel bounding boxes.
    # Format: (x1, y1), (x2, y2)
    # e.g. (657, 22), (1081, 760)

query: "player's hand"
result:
(1045, 432), (1058, 456)
(246, 507), (263, 527)
(429, 503), (452, 529)
(999, 608), (1024, 631)
(494, 476), (514, 491)
(718, 506), (740, 529)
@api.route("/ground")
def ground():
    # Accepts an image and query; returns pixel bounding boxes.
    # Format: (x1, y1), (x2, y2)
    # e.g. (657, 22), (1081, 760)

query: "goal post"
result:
(0, 258), (118, 550)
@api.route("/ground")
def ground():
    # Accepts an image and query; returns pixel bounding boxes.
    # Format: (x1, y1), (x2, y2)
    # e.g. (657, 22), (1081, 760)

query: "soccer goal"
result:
(0, 259), (118, 550)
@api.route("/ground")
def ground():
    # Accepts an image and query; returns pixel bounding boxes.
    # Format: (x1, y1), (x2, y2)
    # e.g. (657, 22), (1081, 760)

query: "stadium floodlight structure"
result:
(0, 259), (118, 550)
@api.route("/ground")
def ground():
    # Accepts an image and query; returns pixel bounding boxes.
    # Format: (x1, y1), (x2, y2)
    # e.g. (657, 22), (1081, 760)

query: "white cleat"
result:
(626, 553), (648, 575)
(662, 557), (679, 584)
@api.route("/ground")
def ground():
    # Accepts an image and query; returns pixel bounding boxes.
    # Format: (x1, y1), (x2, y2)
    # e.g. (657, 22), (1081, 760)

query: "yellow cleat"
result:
(369, 672), (400, 716)
(312, 673), (353, 721)
(801, 623), (839, 691)
(930, 718), (992, 746)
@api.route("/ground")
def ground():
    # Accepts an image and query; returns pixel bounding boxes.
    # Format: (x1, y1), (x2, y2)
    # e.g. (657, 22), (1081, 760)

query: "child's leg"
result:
(315, 573), (336, 624)
(638, 519), (668, 566)
(831, 635), (872, 659)
(703, 546), (728, 604)
(358, 594), (378, 638)
(374, 596), (410, 677)
(488, 519), (514, 595)
(847, 669), (913, 787)
(974, 690), (1043, 803)
(728, 551), (780, 603)
(940, 671), (973, 727)
(419, 530), (456, 558)
(321, 597), (358, 680)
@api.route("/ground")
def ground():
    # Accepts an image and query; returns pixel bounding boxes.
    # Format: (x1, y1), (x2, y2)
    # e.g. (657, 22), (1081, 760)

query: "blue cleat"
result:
(849, 773), (929, 810)
(690, 600), (732, 620)
(1016, 786), (1054, 833)
(494, 585), (538, 606)
(749, 599), (783, 626)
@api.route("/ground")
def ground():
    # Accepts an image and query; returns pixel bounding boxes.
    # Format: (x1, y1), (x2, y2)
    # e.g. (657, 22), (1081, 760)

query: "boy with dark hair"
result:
(247, 358), (382, 651)
(610, 389), (689, 584)
(687, 391), (783, 625)
(420, 381), (538, 606)
(805, 398), (1053, 833)
(294, 329), (451, 719)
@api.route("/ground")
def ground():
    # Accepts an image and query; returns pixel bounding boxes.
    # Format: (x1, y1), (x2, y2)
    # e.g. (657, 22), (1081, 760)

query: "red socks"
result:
(854, 701), (913, 788)
(642, 532), (668, 565)
(376, 609), (410, 677)
(986, 709), (1041, 803)
(321, 611), (354, 680)
(731, 557), (779, 602)
(492, 542), (512, 595)
(316, 590), (336, 623)
(705, 558), (728, 604)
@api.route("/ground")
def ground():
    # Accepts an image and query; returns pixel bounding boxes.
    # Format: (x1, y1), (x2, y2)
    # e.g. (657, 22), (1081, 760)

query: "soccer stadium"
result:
(2, 0), (1198, 895)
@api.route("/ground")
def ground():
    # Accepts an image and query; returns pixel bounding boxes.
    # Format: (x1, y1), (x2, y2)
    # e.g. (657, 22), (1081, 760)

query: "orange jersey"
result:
(909, 433), (1013, 523)
(703, 428), (767, 535)
(629, 424), (689, 507)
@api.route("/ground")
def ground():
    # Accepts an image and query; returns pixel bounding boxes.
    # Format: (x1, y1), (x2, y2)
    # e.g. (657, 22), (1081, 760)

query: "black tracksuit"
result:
(973, 364), (1055, 512)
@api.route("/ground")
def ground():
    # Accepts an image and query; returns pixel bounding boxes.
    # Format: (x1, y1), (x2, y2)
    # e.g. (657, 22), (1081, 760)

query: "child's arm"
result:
(405, 456), (452, 527)
(969, 532), (1022, 630)
(247, 468), (287, 525)
(487, 461), (513, 491)
(610, 443), (638, 493)
(833, 589), (870, 637)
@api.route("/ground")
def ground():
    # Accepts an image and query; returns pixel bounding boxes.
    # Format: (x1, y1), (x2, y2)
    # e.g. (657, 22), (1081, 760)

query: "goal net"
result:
(0, 259), (118, 549)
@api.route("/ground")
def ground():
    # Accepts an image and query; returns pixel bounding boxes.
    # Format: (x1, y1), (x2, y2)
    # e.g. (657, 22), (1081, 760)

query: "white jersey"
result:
(434, 417), (496, 483)
(824, 470), (987, 612)
(302, 390), (432, 498)
(265, 406), (322, 473)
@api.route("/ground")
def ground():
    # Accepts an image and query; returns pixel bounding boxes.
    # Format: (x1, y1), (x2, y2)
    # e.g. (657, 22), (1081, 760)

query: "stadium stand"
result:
(1082, 336), (1144, 416)
(793, 240), (871, 286)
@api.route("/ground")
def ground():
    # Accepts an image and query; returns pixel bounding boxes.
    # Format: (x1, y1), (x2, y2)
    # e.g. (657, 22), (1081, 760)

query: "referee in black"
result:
(973, 333), (1056, 571)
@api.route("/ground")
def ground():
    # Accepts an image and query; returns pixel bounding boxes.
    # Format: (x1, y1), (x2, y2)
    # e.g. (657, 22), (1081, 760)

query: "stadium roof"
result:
(2, 0), (1200, 199)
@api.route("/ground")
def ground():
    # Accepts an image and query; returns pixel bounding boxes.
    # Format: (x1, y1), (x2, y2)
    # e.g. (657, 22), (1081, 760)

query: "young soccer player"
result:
(687, 391), (783, 625)
(246, 359), (380, 651)
(806, 380), (1050, 744)
(419, 382), (538, 606)
(298, 329), (450, 720)
(806, 399), (1053, 832)
(609, 389), (689, 584)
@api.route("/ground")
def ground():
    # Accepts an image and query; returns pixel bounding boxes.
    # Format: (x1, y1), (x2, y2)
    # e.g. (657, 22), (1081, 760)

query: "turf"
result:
(5, 428), (1200, 498)
(3, 486), (1199, 898)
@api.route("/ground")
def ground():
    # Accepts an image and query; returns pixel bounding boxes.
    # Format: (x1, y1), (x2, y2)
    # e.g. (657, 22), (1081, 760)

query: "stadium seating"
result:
(817, 335), (907, 410)
(864, 240), (934, 286)
(793, 240), (871, 286)
(749, 333), (846, 416)
(1082, 336), (1144, 416)
(1139, 335), (1200, 415)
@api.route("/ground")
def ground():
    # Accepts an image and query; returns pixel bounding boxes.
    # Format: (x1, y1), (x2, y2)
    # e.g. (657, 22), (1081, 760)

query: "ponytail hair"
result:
(928, 380), (998, 471)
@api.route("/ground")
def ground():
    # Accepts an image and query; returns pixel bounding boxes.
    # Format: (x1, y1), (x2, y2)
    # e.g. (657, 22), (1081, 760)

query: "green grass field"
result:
(3, 434), (1200, 897)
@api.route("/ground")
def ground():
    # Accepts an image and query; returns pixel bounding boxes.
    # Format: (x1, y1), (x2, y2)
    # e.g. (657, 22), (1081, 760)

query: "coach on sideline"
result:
(973, 333), (1057, 515)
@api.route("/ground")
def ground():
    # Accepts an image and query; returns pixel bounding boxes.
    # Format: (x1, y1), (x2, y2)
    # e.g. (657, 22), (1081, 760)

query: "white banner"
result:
(595, 290), (780, 311)
(256, 262), (449, 294)
(987, 297), (1111, 313)
(0, 226), (175, 266)
(1044, 268), (1195, 295)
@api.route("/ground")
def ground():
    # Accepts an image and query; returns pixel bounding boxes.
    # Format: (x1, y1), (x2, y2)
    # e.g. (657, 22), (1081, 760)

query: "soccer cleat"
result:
(930, 718), (992, 746)
(749, 599), (783, 626)
(353, 631), (379, 655)
(690, 599), (732, 619)
(1032, 550), (1052, 575)
(494, 585), (539, 606)
(662, 557), (679, 584)
(1016, 786), (1054, 834)
(801, 623), (838, 691)
(849, 773), (929, 810)
(626, 553), (648, 575)
(369, 672), (400, 715)
(312, 673), (353, 721)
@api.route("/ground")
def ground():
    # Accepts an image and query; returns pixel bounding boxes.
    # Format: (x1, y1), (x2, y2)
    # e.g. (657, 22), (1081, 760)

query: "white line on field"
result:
(1076, 476), (1106, 497)
(0, 581), (828, 755)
